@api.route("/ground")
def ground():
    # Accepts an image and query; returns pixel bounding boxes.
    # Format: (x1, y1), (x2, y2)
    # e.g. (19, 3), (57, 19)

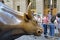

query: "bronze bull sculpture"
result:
(0, 2), (43, 40)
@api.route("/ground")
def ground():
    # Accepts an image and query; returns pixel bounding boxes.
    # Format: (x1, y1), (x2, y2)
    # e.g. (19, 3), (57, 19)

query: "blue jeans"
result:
(49, 23), (55, 37)
(43, 24), (48, 36)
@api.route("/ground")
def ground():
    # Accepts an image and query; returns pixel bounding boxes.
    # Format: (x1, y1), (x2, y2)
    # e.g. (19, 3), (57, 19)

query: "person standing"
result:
(34, 15), (41, 26)
(43, 15), (55, 39)
(37, 15), (41, 26)
(42, 15), (49, 38)
(56, 15), (60, 36)
(49, 15), (56, 38)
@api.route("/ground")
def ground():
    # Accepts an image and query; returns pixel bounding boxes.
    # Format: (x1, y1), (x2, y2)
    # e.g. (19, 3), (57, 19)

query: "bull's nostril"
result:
(38, 31), (41, 33)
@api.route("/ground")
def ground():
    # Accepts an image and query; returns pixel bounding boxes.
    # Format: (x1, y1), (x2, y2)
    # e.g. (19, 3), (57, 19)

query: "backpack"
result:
(51, 16), (56, 23)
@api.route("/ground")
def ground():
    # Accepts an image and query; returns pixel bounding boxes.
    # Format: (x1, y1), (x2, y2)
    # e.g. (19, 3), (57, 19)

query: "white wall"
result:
(36, 0), (43, 23)
(3, 0), (28, 16)
(36, 0), (43, 16)
(13, 0), (20, 11)
(3, 0), (13, 9)
(57, 0), (60, 13)
(20, 0), (27, 13)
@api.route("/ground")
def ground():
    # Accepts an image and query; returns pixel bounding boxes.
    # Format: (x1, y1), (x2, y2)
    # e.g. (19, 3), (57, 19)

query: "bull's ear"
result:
(24, 10), (33, 22)
(24, 13), (30, 22)
(27, 9), (33, 20)
(26, 2), (33, 20)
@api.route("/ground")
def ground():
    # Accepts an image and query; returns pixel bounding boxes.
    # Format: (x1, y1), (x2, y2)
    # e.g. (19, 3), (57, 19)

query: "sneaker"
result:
(44, 36), (49, 39)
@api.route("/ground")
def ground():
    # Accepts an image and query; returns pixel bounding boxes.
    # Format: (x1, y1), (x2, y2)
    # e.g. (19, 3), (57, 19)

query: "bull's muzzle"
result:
(35, 27), (43, 36)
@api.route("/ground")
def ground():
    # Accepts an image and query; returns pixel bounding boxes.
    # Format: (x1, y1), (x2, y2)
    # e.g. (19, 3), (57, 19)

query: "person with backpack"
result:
(43, 15), (55, 39)
(56, 15), (60, 36)
(48, 15), (56, 38)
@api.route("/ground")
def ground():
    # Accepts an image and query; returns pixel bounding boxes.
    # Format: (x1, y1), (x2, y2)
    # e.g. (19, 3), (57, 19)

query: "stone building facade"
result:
(0, 0), (60, 16)
(57, 0), (60, 13)
(2, 0), (43, 16)
(3, 0), (27, 13)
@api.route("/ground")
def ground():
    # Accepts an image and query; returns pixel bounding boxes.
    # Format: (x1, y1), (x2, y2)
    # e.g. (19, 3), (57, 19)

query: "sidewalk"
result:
(15, 29), (60, 40)
(15, 23), (60, 40)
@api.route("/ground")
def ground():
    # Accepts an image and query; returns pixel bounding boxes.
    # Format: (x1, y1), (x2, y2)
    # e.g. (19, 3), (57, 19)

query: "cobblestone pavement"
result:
(15, 35), (60, 40)
(15, 29), (60, 40)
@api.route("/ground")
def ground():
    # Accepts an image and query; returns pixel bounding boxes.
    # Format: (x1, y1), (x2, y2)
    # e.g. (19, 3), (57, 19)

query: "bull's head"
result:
(0, 2), (43, 36)
(15, 2), (43, 35)
(19, 9), (43, 36)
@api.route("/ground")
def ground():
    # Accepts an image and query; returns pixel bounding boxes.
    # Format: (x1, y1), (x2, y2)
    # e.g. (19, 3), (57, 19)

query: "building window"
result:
(17, 6), (20, 11)
(44, 0), (50, 8)
(52, 0), (57, 8)
(54, 0), (57, 8)
(31, 0), (36, 9)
